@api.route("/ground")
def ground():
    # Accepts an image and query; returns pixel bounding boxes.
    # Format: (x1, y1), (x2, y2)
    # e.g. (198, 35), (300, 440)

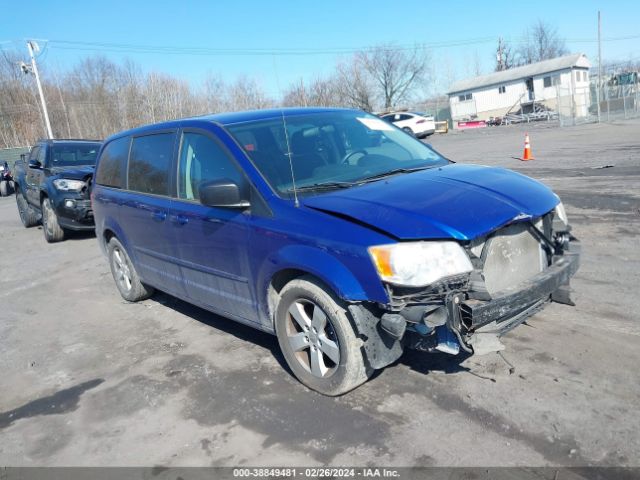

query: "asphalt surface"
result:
(1, 119), (639, 467)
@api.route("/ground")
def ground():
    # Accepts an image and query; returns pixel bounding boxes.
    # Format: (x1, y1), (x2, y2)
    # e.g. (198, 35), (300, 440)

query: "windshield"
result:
(50, 144), (100, 167)
(225, 110), (448, 196)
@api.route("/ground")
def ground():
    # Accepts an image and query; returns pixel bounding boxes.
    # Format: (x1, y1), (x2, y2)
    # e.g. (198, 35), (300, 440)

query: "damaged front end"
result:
(351, 208), (580, 369)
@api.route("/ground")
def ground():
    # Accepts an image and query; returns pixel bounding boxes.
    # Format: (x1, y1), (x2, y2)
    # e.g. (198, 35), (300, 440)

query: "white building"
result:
(448, 53), (592, 124)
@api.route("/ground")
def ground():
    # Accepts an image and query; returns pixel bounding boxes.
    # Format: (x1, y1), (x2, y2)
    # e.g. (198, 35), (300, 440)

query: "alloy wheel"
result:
(285, 299), (340, 378)
(112, 247), (132, 292)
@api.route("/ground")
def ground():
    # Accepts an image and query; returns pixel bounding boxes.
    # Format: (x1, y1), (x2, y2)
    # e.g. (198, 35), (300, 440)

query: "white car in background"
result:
(380, 112), (436, 138)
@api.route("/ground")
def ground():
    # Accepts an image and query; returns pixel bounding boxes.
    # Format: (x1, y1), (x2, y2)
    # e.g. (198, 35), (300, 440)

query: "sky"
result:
(1, 0), (639, 97)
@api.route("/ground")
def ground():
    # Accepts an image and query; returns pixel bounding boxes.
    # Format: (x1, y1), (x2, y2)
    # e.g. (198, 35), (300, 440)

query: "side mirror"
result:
(28, 159), (42, 169)
(198, 179), (250, 209)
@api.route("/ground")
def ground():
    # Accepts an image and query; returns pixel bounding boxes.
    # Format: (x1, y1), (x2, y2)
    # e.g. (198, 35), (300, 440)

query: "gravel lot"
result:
(1, 119), (639, 467)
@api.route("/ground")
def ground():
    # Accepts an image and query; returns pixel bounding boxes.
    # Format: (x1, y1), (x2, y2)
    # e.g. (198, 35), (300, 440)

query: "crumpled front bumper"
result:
(53, 196), (95, 230)
(459, 244), (581, 335)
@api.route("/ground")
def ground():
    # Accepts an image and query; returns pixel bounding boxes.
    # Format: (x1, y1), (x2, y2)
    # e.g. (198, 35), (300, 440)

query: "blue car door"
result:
(119, 131), (184, 296)
(169, 128), (257, 322)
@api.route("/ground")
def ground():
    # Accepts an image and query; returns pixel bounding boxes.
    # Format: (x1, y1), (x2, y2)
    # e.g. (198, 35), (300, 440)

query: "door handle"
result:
(171, 214), (189, 225)
(151, 210), (167, 222)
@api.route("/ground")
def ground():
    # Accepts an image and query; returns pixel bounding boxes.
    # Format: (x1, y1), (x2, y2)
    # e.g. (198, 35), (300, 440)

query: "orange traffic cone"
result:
(520, 133), (535, 161)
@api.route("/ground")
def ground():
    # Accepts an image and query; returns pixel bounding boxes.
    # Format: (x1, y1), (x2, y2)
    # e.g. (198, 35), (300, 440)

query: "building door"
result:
(526, 78), (535, 101)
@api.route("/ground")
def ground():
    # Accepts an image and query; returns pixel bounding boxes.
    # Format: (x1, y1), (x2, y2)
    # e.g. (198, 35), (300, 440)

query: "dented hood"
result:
(302, 164), (559, 241)
(50, 165), (95, 180)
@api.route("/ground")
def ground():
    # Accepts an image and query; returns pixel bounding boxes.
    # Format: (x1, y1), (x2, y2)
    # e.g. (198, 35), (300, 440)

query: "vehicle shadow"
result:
(150, 291), (289, 371)
(66, 230), (97, 241)
(399, 349), (474, 376)
(146, 291), (478, 383)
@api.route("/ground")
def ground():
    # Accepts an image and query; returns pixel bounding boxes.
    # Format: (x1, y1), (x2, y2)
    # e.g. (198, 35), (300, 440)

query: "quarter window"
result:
(177, 132), (244, 201)
(95, 137), (130, 188)
(128, 133), (176, 195)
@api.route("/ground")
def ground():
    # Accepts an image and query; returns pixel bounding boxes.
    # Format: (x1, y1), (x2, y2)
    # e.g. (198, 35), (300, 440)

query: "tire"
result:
(0, 181), (7, 197)
(275, 275), (371, 396)
(41, 197), (65, 243)
(107, 237), (155, 302)
(15, 188), (39, 228)
(402, 126), (415, 136)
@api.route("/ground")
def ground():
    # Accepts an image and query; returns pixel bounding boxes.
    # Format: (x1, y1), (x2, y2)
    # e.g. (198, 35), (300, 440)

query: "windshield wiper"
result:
(358, 165), (433, 183)
(286, 181), (356, 193)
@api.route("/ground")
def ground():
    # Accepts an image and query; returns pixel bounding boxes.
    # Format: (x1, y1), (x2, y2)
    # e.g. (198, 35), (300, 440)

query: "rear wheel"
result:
(107, 237), (155, 302)
(0, 181), (7, 196)
(275, 276), (371, 396)
(15, 188), (39, 227)
(41, 197), (65, 243)
(402, 126), (415, 136)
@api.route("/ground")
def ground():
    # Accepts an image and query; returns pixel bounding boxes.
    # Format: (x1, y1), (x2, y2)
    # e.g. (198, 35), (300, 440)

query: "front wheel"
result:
(15, 188), (39, 227)
(275, 276), (371, 396)
(107, 237), (155, 302)
(0, 181), (8, 196)
(41, 197), (65, 243)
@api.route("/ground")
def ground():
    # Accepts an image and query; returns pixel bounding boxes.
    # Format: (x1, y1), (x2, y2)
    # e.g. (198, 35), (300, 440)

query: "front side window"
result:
(226, 110), (448, 197)
(95, 137), (130, 188)
(177, 132), (244, 201)
(29, 146), (40, 161)
(37, 146), (46, 164)
(128, 133), (176, 195)
(50, 143), (100, 166)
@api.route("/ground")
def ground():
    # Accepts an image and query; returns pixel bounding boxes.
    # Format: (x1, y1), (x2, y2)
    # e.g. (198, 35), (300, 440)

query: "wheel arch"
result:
(259, 245), (378, 328)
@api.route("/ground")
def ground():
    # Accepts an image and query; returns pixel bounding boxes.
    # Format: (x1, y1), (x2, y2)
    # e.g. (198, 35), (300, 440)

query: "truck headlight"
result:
(53, 179), (85, 191)
(555, 201), (568, 227)
(368, 241), (473, 287)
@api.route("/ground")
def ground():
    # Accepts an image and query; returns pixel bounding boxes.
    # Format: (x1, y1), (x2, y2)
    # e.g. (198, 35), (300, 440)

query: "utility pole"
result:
(596, 11), (602, 123)
(26, 40), (54, 139)
(496, 38), (504, 72)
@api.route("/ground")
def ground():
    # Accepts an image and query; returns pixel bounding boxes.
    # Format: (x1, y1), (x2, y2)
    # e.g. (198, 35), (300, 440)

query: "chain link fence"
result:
(558, 80), (640, 126)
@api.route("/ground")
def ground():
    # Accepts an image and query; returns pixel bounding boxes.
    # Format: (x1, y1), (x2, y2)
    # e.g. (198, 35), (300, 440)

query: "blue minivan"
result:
(92, 108), (579, 395)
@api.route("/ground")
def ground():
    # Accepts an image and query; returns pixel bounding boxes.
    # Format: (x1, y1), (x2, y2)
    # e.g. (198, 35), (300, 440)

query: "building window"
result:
(498, 85), (506, 94)
(458, 93), (472, 102)
(544, 75), (561, 87)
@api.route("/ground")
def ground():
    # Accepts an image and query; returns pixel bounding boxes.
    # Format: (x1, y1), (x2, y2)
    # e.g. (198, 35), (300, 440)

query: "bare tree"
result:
(495, 37), (516, 71)
(334, 59), (376, 111)
(357, 44), (429, 109)
(517, 20), (568, 65)
(282, 76), (341, 107)
(227, 76), (273, 111)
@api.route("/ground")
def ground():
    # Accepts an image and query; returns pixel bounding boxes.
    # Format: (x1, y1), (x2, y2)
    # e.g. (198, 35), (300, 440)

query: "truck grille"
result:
(482, 223), (546, 296)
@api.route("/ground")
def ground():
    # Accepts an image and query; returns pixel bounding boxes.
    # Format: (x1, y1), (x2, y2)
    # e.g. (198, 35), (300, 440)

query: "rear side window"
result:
(177, 132), (244, 201)
(128, 133), (176, 196)
(95, 137), (130, 188)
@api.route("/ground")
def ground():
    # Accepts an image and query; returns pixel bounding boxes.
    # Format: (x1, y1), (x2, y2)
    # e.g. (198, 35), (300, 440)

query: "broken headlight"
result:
(368, 241), (473, 287)
(554, 201), (568, 228)
(53, 179), (85, 192)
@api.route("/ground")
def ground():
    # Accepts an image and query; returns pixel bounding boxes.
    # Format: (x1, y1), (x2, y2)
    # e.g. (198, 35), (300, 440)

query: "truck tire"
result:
(15, 188), (39, 228)
(275, 275), (372, 396)
(107, 237), (155, 302)
(41, 197), (65, 243)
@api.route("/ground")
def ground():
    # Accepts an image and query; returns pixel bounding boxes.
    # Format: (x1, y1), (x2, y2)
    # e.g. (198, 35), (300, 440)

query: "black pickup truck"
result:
(13, 139), (102, 242)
